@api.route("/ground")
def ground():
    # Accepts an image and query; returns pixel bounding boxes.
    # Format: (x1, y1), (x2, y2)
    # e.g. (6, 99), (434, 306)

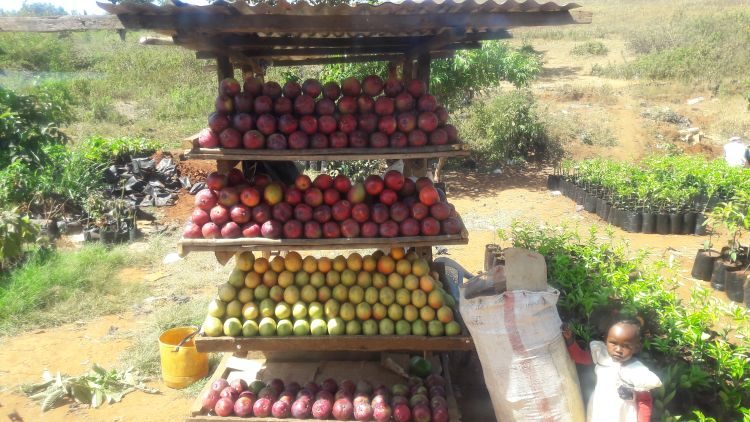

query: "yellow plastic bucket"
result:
(158, 326), (208, 389)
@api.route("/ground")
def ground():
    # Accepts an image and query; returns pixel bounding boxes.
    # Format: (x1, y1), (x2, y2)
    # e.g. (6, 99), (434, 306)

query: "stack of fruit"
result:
(197, 75), (459, 150)
(201, 248), (462, 338)
(184, 170), (465, 240)
(201, 374), (450, 421)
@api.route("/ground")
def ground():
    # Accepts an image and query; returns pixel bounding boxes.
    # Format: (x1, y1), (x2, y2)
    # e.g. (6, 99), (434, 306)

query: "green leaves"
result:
(0, 209), (38, 270)
(21, 365), (158, 412)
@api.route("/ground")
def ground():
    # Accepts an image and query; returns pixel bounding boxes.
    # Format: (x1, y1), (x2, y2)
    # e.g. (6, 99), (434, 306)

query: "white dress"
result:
(586, 341), (662, 422)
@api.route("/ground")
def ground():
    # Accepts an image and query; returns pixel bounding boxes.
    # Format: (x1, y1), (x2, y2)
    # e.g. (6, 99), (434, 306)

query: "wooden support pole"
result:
(416, 53), (431, 91)
(216, 55), (233, 86)
(402, 57), (415, 81)
(387, 61), (398, 79)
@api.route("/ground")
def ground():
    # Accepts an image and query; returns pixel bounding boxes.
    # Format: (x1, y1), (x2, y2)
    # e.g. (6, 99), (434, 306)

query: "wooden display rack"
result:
(47, 2), (590, 421)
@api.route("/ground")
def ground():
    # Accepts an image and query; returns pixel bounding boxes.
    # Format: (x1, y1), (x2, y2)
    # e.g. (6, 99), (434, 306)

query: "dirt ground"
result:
(1, 34), (745, 422)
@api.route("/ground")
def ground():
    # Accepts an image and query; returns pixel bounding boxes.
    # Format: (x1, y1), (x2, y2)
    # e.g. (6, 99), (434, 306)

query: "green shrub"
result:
(324, 160), (386, 182)
(502, 222), (750, 420)
(570, 41), (609, 57)
(0, 209), (39, 271)
(457, 90), (561, 165)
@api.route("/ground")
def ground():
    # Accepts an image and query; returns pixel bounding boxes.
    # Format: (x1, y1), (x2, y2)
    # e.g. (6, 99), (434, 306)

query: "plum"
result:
(259, 386), (279, 401)
(354, 401), (374, 421)
(201, 389), (220, 412)
(230, 378), (247, 394)
(426, 374), (446, 388)
(413, 403), (432, 422)
(431, 395), (448, 409)
(220, 386), (238, 402)
(292, 397), (313, 418)
(316, 390), (334, 402)
(433, 405), (449, 422)
(429, 385), (446, 398)
(272, 399), (292, 418)
(286, 381), (302, 395)
(393, 403), (412, 422)
(372, 402), (392, 422)
(391, 395), (408, 407)
(214, 397), (235, 417)
(233, 396), (254, 417)
(322, 378), (338, 394)
(340, 379), (356, 394)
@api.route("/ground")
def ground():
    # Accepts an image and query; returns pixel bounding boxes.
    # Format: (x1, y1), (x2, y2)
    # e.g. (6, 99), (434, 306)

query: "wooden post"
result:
(416, 53), (431, 90)
(402, 56), (415, 81)
(216, 55), (233, 86)
(387, 61), (399, 79)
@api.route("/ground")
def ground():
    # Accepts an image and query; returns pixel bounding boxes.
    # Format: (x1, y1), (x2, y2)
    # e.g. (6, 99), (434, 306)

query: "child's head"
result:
(606, 319), (642, 363)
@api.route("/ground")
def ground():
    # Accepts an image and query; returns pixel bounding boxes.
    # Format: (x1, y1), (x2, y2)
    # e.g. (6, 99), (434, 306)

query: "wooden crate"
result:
(187, 354), (461, 421)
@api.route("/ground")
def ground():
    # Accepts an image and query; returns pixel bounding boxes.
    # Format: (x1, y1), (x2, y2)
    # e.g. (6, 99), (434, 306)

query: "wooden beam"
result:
(0, 15), (124, 32)
(138, 35), (173, 45)
(174, 30), (511, 50)
(416, 53), (432, 89)
(119, 11), (592, 34)
(194, 335), (475, 353)
(216, 56), (233, 85)
(265, 52), (454, 67)
(233, 43), (479, 58)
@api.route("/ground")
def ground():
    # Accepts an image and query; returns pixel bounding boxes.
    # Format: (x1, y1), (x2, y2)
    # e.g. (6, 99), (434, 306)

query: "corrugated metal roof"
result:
(99, 0), (581, 17)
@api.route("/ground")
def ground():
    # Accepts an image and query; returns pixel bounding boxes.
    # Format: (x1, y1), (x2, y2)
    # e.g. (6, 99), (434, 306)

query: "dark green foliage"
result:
(456, 90), (561, 165)
(325, 160), (386, 182)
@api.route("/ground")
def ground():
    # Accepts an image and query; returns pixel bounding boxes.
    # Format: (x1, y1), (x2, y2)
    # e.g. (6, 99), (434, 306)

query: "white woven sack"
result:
(459, 287), (585, 422)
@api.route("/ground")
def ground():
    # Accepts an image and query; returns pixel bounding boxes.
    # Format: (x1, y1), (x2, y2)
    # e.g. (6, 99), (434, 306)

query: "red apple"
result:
(184, 222), (202, 238)
(378, 115), (397, 135)
(318, 115), (337, 134)
(220, 128), (242, 148)
(351, 203), (370, 223)
(371, 203), (389, 224)
(340, 218), (360, 238)
(418, 112), (439, 132)
(234, 92), (253, 113)
(253, 173), (271, 188)
(267, 133), (287, 150)
(419, 185), (439, 206)
(201, 222), (221, 239)
(323, 81), (341, 100)
(294, 95), (316, 115)
(218, 188), (239, 207)
(330, 131), (349, 148)
(361, 221), (378, 237)
(411, 202), (429, 220)
(244, 77), (263, 96)
(304, 221), (322, 238)
(254, 95), (273, 114)
(430, 202), (452, 221)
(323, 221), (341, 238)
(294, 203), (313, 222)
(332, 200), (352, 221)
(285, 187), (303, 205)
(441, 217), (462, 235)
(230, 204), (251, 224)
(302, 79), (323, 98)
(399, 178), (417, 197)
(242, 222), (262, 237)
(240, 186), (261, 207)
(383, 78), (403, 97)
(210, 205), (230, 225)
(304, 187), (324, 207)
(283, 81), (302, 99)
(295, 174), (312, 191)
(323, 188), (341, 206)
(206, 172), (228, 191)
(338, 96), (358, 114)
(347, 183), (366, 203)
(314, 174), (334, 190)
(333, 175), (352, 193)
(395, 92), (415, 112)
(274, 96), (293, 115)
(227, 168), (245, 186)
(278, 114), (298, 135)
(379, 189), (398, 206)
(283, 219), (303, 239)
(369, 132), (388, 148)
(198, 128), (220, 148)
(313, 205), (332, 223)
(417, 94), (437, 112)
(420, 217), (440, 236)
(379, 220), (399, 238)
(364, 175), (384, 196)
(341, 77), (361, 96)
(357, 95), (375, 113)
(430, 128), (449, 145)
(358, 113), (378, 133)
(215, 95), (233, 113)
(243, 130), (265, 149)
(400, 218), (420, 236)
(349, 130), (368, 148)
(208, 112), (230, 133)
(374, 97), (395, 116)
(263, 81), (282, 99)
(389, 132), (408, 148)
(389, 202), (409, 222)
(383, 170), (405, 191)
(316, 98), (336, 115)
(338, 114), (358, 133)
(221, 221), (242, 238)
(445, 124), (459, 143)
(299, 115), (318, 135)
(195, 189), (218, 211)
(256, 114), (277, 135)
(289, 131), (310, 149)
(252, 203), (272, 223)
(408, 130), (428, 147)
(406, 79), (427, 97)
(311, 133), (328, 148)
(397, 112), (417, 133)
(232, 113), (253, 133)
(192, 208), (211, 226)
(362, 75), (384, 97)
(261, 220), (283, 238)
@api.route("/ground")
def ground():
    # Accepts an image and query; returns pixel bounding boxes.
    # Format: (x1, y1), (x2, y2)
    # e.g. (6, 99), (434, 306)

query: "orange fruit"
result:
(419, 275), (435, 293)
(253, 257), (269, 273)
(347, 253), (363, 272)
(270, 255), (285, 273)
(332, 255), (347, 272)
(284, 252), (303, 272)
(302, 256), (318, 274)
(377, 256), (396, 275)
(362, 255), (377, 272)
(390, 247), (405, 260)
(318, 257), (332, 273)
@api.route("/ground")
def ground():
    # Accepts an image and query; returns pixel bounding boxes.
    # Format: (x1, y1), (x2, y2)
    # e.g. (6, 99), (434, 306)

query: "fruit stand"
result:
(100, 1), (590, 420)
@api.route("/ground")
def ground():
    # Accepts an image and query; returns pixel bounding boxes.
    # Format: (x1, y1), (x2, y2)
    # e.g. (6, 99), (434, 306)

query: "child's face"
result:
(606, 323), (641, 363)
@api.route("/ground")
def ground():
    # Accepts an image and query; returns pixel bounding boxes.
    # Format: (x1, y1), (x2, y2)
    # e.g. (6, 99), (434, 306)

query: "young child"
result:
(563, 319), (662, 422)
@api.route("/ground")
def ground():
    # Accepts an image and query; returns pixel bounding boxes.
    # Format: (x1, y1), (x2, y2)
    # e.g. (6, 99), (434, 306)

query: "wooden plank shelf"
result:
(184, 144), (470, 162)
(178, 233), (468, 255)
(194, 334), (474, 353)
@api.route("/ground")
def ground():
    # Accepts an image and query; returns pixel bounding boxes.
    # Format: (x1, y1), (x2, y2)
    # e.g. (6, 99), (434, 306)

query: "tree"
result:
(9, 2), (66, 16)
